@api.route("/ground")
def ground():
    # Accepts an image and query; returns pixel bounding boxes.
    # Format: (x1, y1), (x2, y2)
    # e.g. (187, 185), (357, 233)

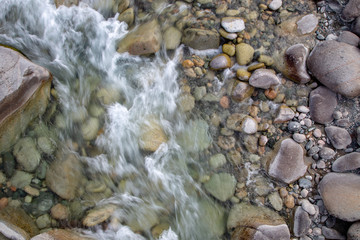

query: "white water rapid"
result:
(0, 0), (225, 239)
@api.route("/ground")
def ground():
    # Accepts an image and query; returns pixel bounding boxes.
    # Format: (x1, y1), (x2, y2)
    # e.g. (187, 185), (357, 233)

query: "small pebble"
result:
(317, 160), (326, 169)
(313, 128), (322, 138)
(301, 189), (309, 198)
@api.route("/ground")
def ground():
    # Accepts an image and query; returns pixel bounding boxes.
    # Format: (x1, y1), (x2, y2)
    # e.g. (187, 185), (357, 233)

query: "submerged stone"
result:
(139, 118), (168, 152)
(182, 28), (220, 50)
(204, 173), (236, 202)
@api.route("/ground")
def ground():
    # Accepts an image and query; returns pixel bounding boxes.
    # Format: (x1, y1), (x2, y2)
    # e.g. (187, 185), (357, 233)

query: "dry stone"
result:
(309, 86), (337, 124)
(325, 126), (352, 150)
(332, 152), (360, 172)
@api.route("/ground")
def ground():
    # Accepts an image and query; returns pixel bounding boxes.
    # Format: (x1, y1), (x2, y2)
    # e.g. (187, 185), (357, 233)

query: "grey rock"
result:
(36, 214), (51, 229)
(348, 221), (360, 240)
(307, 40), (360, 98)
(309, 86), (337, 124)
(182, 28), (220, 50)
(241, 116), (258, 134)
(209, 154), (226, 169)
(3, 152), (15, 178)
(221, 17), (245, 33)
(338, 31), (360, 46)
(341, 0), (360, 22)
(322, 226), (346, 239)
(268, 191), (283, 211)
(293, 207), (311, 237)
(318, 172), (360, 221)
(297, 14), (318, 35)
(293, 133), (306, 143)
(319, 147), (336, 160)
(299, 178), (312, 189)
(282, 44), (311, 84)
(13, 138), (41, 173)
(332, 152), (360, 172)
(268, 138), (308, 184)
(249, 69), (280, 89)
(0, 46), (51, 153)
(301, 199), (316, 215)
(210, 54), (231, 70)
(288, 121), (302, 132)
(10, 170), (33, 188)
(269, 0), (282, 11)
(274, 105), (295, 123)
(204, 173), (236, 202)
(198, 199), (226, 237)
(353, 17), (360, 36)
(325, 126), (352, 149)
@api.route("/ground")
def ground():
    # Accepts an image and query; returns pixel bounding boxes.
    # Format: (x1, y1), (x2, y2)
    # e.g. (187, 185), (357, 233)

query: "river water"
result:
(0, 0), (227, 239)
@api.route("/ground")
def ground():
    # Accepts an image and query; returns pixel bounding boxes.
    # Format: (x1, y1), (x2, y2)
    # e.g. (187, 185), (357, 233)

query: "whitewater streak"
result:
(0, 0), (222, 239)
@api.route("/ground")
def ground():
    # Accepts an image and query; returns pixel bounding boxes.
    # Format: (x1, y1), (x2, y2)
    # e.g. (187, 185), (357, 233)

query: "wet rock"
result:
(117, 20), (162, 55)
(293, 207), (311, 237)
(139, 118), (167, 152)
(318, 172), (360, 221)
(36, 214), (51, 229)
(221, 17), (245, 33)
(182, 28), (220, 50)
(0, 46), (51, 153)
(267, 138), (308, 184)
(37, 136), (55, 155)
(13, 138), (41, 173)
(209, 154), (226, 169)
(231, 81), (254, 102)
(353, 17), (360, 36)
(235, 43), (254, 65)
(301, 199), (316, 215)
(241, 116), (258, 134)
(177, 119), (211, 152)
(322, 226), (346, 239)
(83, 204), (116, 227)
(81, 117), (100, 141)
(249, 69), (280, 89)
(269, 0), (282, 11)
(341, 0), (360, 22)
(0, 207), (39, 237)
(46, 153), (83, 200)
(0, 219), (30, 240)
(236, 69), (251, 81)
(282, 44), (311, 84)
(210, 54), (231, 70)
(198, 199), (226, 237)
(31, 229), (94, 240)
(223, 44), (235, 56)
(348, 221), (360, 240)
(226, 113), (246, 131)
(51, 204), (69, 221)
(274, 105), (295, 123)
(126, 205), (159, 232)
(293, 133), (306, 143)
(227, 203), (290, 240)
(219, 29), (237, 40)
(319, 147), (336, 160)
(309, 86), (337, 124)
(332, 152), (360, 172)
(10, 170), (33, 189)
(268, 191), (283, 211)
(179, 94), (195, 112)
(3, 152), (15, 178)
(297, 14), (318, 35)
(307, 40), (360, 98)
(325, 126), (352, 150)
(338, 31), (360, 46)
(204, 173), (236, 202)
(117, 8), (134, 27)
(96, 87), (120, 105)
(163, 26), (182, 50)
(54, 0), (78, 8)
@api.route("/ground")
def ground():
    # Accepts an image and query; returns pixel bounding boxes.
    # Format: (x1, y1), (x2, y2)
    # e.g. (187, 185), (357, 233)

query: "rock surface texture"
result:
(307, 40), (360, 98)
(0, 46), (52, 153)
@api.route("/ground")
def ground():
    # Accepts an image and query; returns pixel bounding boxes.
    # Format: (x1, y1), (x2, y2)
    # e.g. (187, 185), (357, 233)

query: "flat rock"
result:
(221, 17), (245, 33)
(268, 138), (308, 184)
(325, 126), (352, 149)
(338, 31), (360, 46)
(293, 207), (311, 237)
(318, 172), (360, 221)
(341, 0), (360, 21)
(348, 221), (360, 240)
(31, 229), (94, 240)
(182, 28), (220, 50)
(297, 14), (318, 35)
(332, 152), (360, 172)
(227, 203), (290, 240)
(117, 20), (162, 55)
(282, 44), (311, 84)
(204, 173), (236, 202)
(0, 46), (51, 153)
(45, 153), (83, 200)
(249, 69), (280, 89)
(10, 170), (33, 189)
(309, 86), (337, 124)
(322, 226), (346, 240)
(307, 40), (360, 98)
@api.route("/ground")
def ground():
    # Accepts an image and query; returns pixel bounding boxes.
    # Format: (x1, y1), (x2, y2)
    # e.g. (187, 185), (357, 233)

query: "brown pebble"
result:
(51, 203), (69, 220)
(220, 96), (230, 109)
(264, 88), (277, 100)
(284, 194), (295, 208)
(182, 59), (194, 68)
(247, 63), (265, 71)
(192, 55), (205, 67)
(0, 197), (8, 210)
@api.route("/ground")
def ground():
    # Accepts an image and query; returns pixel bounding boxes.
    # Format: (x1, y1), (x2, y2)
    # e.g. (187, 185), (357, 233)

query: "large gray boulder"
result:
(318, 173), (360, 222)
(307, 40), (360, 98)
(267, 138), (308, 184)
(0, 46), (52, 153)
(309, 86), (337, 124)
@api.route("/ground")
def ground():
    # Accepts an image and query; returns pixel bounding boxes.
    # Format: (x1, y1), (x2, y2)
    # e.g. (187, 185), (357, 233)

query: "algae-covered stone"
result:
(204, 173), (236, 202)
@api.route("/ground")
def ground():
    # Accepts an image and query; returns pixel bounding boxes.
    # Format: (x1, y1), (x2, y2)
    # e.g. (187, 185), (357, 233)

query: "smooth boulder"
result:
(325, 126), (352, 150)
(0, 46), (52, 153)
(318, 173), (360, 222)
(307, 40), (360, 98)
(282, 44), (311, 84)
(267, 138), (308, 184)
(332, 152), (360, 172)
(309, 86), (337, 124)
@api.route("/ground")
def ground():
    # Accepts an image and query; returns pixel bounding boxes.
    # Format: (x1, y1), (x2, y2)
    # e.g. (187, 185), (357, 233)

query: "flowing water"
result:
(0, 0), (226, 239)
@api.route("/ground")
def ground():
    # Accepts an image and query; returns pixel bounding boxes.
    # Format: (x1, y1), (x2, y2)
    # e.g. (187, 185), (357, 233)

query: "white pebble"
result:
(269, 0), (282, 11)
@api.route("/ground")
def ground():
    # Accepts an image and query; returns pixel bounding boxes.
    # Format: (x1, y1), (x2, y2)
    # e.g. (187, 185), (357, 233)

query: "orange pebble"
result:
(0, 197), (8, 210)
(264, 88), (277, 100)
(10, 186), (16, 192)
(182, 59), (194, 68)
(220, 96), (230, 109)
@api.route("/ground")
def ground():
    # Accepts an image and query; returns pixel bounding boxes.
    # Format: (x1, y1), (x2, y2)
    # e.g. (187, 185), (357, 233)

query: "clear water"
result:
(0, 0), (224, 239)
